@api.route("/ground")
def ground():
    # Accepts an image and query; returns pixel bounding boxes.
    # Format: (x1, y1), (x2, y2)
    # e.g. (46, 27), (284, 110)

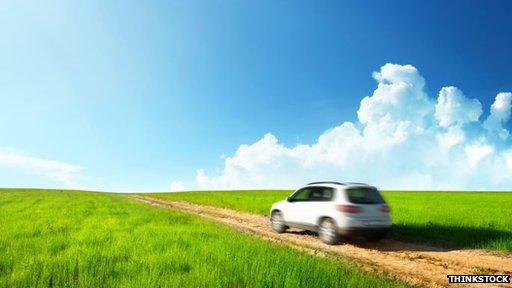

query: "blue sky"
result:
(1, 1), (511, 191)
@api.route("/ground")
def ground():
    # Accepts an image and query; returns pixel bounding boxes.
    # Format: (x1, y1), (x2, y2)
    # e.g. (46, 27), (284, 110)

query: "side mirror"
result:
(287, 197), (293, 202)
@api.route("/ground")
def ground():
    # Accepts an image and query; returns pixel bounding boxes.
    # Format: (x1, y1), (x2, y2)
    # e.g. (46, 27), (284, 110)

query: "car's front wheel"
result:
(319, 218), (340, 245)
(270, 211), (287, 233)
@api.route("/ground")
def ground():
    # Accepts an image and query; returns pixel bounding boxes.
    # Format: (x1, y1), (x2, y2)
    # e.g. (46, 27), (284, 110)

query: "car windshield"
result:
(345, 187), (385, 204)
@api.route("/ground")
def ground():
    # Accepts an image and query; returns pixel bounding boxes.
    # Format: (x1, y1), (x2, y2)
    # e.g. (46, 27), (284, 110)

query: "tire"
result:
(270, 211), (287, 233)
(318, 218), (340, 245)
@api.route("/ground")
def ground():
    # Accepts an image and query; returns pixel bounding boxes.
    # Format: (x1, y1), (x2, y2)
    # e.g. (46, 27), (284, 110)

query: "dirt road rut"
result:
(130, 195), (512, 288)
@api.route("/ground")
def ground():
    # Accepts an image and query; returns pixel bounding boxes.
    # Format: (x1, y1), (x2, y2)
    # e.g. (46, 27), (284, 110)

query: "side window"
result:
(289, 187), (335, 202)
(309, 187), (335, 201)
(289, 188), (311, 202)
(321, 187), (334, 201)
(309, 187), (323, 201)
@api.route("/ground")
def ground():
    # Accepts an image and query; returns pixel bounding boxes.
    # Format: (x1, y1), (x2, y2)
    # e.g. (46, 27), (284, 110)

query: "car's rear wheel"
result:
(319, 218), (339, 245)
(270, 211), (287, 233)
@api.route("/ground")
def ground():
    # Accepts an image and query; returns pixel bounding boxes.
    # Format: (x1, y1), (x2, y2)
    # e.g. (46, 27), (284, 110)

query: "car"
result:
(269, 181), (391, 244)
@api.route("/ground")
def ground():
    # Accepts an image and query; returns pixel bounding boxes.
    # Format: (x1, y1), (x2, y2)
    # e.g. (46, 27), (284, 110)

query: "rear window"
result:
(345, 187), (385, 204)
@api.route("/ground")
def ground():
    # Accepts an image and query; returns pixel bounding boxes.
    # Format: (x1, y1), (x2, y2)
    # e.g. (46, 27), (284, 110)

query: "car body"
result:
(269, 182), (391, 244)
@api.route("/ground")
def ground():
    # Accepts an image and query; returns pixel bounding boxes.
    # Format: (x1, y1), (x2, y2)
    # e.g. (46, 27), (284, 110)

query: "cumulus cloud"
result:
(0, 148), (85, 188)
(358, 63), (432, 127)
(435, 86), (482, 128)
(484, 92), (512, 139)
(195, 63), (512, 190)
(464, 141), (494, 168)
(436, 126), (465, 155)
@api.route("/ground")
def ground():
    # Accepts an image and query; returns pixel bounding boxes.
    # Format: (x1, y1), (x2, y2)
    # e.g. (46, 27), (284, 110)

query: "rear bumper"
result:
(338, 226), (391, 237)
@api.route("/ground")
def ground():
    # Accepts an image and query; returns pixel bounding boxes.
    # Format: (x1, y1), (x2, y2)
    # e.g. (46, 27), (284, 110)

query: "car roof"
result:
(304, 181), (373, 189)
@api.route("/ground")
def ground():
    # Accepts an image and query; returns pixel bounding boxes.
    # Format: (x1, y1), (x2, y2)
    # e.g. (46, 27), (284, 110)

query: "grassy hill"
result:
(149, 190), (512, 252)
(0, 189), (407, 288)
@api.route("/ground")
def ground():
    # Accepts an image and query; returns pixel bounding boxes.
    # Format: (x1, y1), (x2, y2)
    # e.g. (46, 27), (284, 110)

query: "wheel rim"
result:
(271, 213), (283, 229)
(320, 220), (335, 241)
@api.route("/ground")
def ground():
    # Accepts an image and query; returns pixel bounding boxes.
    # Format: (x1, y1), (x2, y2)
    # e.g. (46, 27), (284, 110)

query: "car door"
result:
(303, 186), (335, 224)
(283, 187), (313, 225)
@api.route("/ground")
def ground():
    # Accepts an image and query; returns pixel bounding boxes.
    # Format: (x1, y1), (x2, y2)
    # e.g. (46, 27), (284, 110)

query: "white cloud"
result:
(170, 181), (186, 192)
(0, 148), (85, 188)
(484, 92), (512, 139)
(435, 86), (482, 128)
(358, 63), (432, 126)
(464, 141), (494, 168)
(504, 150), (512, 175)
(437, 126), (465, 155)
(195, 63), (512, 190)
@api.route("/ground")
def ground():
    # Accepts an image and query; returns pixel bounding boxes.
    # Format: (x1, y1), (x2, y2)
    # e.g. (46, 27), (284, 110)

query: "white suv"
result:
(269, 182), (391, 244)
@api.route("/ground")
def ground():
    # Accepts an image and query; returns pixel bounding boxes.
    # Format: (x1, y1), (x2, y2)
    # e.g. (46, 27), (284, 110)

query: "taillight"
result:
(336, 205), (362, 213)
(380, 204), (390, 213)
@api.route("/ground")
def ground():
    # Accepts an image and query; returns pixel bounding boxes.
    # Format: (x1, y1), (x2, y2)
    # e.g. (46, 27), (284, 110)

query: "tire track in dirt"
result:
(129, 195), (512, 288)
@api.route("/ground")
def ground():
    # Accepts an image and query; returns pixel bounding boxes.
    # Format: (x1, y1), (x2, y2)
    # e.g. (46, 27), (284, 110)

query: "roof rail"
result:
(306, 181), (345, 185)
(342, 182), (370, 186)
(306, 181), (371, 186)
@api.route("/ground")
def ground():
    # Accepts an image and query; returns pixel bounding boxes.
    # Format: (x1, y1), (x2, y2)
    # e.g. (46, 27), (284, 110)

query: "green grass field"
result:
(149, 190), (512, 252)
(150, 190), (291, 215)
(0, 189), (408, 288)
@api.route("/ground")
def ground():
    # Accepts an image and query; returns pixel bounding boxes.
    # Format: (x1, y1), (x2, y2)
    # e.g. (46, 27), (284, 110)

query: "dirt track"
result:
(130, 195), (512, 288)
